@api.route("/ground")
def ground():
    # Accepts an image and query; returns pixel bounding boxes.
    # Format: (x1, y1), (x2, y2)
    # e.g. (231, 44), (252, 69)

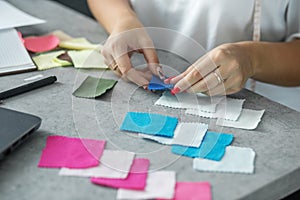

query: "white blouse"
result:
(130, 0), (300, 111)
(130, 0), (300, 50)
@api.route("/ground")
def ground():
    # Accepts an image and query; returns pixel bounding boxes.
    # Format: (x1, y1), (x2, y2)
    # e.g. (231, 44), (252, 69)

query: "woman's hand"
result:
(166, 42), (256, 96)
(102, 16), (162, 87)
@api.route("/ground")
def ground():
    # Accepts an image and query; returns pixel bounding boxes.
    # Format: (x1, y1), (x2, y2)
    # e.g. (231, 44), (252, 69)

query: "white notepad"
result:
(0, 0), (45, 30)
(0, 28), (36, 75)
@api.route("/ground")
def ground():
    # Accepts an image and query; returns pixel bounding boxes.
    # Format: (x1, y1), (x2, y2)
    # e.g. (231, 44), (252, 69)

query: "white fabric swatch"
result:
(117, 171), (176, 199)
(172, 123), (208, 147)
(155, 91), (218, 113)
(59, 150), (135, 178)
(193, 146), (255, 174)
(139, 122), (208, 147)
(186, 98), (245, 121)
(139, 133), (174, 145)
(216, 109), (265, 130)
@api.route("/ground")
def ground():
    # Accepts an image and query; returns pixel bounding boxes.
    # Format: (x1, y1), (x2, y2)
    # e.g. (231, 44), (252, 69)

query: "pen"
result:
(0, 76), (57, 100)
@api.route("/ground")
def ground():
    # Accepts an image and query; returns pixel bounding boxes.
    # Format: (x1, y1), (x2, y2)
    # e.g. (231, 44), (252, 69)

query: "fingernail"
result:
(164, 76), (176, 84)
(143, 85), (148, 90)
(171, 87), (180, 95)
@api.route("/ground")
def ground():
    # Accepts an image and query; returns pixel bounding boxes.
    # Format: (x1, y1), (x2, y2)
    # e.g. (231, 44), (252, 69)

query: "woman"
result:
(88, 0), (300, 106)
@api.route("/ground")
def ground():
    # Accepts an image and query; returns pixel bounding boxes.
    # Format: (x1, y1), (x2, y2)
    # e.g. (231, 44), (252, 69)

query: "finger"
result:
(205, 73), (238, 96)
(205, 84), (227, 96)
(124, 68), (149, 87)
(165, 66), (193, 84)
(142, 48), (162, 77)
(135, 68), (153, 81)
(168, 53), (217, 85)
(172, 55), (219, 93)
(113, 53), (132, 75)
(186, 72), (221, 93)
(105, 55), (122, 76)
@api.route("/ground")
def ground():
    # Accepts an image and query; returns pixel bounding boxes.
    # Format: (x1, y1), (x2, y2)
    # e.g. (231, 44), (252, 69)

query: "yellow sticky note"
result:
(33, 50), (72, 70)
(68, 49), (108, 69)
(59, 38), (99, 50)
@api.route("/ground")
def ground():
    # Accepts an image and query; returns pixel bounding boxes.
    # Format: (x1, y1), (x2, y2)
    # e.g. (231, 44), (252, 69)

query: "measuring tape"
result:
(250, 0), (262, 91)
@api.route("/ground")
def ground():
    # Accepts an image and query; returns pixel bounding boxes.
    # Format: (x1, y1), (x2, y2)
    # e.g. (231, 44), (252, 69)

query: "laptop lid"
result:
(0, 107), (41, 158)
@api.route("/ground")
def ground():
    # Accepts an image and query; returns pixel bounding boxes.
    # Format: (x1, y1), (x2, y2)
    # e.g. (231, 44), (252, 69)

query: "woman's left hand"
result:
(165, 42), (257, 96)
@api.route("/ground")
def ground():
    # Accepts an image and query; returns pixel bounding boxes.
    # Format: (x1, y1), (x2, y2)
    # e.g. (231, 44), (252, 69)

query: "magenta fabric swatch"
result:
(91, 158), (149, 190)
(157, 182), (212, 200)
(38, 136), (106, 168)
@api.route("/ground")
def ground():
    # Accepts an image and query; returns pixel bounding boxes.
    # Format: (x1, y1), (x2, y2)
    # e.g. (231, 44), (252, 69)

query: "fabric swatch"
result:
(172, 123), (208, 147)
(148, 75), (174, 90)
(157, 182), (212, 200)
(38, 136), (106, 169)
(216, 109), (265, 130)
(59, 150), (135, 179)
(155, 91), (217, 113)
(91, 158), (149, 190)
(51, 30), (74, 42)
(117, 171), (176, 200)
(33, 50), (72, 70)
(186, 98), (245, 121)
(171, 131), (233, 161)
(59, 37), (98, 50)
(139, 123), (208, 148)
(24, 34), (60, 53)
(193, 146), (255, 174)
(73, 76), (117, 98)
(120, 112), (178, 138)
(68, 49), (108, 69)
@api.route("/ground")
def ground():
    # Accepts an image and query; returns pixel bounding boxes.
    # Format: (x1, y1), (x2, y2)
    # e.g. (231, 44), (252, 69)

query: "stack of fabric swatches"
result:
(120, 112), (256, 174)
(38, 135), (212, 200)
(20, 30), (108, 70)
(155, 91), (265, 130)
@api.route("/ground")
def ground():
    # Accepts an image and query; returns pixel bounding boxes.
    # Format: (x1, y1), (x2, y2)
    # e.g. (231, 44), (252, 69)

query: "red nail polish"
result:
(171, 87), (180, 95)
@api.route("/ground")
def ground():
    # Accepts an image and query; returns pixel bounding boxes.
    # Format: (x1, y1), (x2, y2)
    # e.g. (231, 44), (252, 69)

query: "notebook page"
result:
(0, 0), (45, 30)
(0, 28), (36, 74)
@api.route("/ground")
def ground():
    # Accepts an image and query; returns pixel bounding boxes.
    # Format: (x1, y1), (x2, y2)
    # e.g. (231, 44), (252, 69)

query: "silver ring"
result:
(212, 71), (223, 84)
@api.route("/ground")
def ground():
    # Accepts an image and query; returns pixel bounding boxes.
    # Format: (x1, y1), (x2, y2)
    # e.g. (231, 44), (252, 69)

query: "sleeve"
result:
(286, 0), (300, 41)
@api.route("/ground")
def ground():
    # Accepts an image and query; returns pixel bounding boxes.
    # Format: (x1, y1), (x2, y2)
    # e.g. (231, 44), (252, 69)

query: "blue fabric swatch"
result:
(148, 76), (174, 90)
(120, 112), (178, 138)
(171, 131), (234, 161)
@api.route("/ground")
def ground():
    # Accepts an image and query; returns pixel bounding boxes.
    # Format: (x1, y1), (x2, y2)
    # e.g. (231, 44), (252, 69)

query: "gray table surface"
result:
(1, 0), (300, 200)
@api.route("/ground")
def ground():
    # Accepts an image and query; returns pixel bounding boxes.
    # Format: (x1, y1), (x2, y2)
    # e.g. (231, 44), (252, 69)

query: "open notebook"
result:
(0, 28), (36, 75)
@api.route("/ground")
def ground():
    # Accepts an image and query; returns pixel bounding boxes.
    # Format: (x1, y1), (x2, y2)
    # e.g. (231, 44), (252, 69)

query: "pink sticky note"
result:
(38, 136), (106, 169)
(157, 182), (212, 200)
(91, 158), (149, 190)
(24, 34), (60, 53)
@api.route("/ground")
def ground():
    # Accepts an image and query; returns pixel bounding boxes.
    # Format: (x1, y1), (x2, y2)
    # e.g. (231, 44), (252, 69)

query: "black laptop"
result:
(0, 107), (41, 158)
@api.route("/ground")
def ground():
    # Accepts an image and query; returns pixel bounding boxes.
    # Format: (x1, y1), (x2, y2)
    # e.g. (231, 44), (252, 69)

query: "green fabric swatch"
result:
(73, 76), (117, 98)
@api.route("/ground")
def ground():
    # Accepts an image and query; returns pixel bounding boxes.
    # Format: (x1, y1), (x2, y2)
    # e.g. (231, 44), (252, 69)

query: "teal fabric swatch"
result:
(171, 131), (233, 161)
(120, 112), (178, 137)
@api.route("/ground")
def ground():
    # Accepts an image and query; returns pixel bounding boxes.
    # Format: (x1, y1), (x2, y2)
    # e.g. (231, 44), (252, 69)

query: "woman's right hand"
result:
(102, 16), (162, 88)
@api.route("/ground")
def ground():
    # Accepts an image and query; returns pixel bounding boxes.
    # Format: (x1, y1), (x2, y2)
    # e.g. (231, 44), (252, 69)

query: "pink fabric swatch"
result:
(24, 34), (59, 53)
(91, 158), (149, 190)
(38, 136), (106, 169)
(157, 182), (212, 200)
